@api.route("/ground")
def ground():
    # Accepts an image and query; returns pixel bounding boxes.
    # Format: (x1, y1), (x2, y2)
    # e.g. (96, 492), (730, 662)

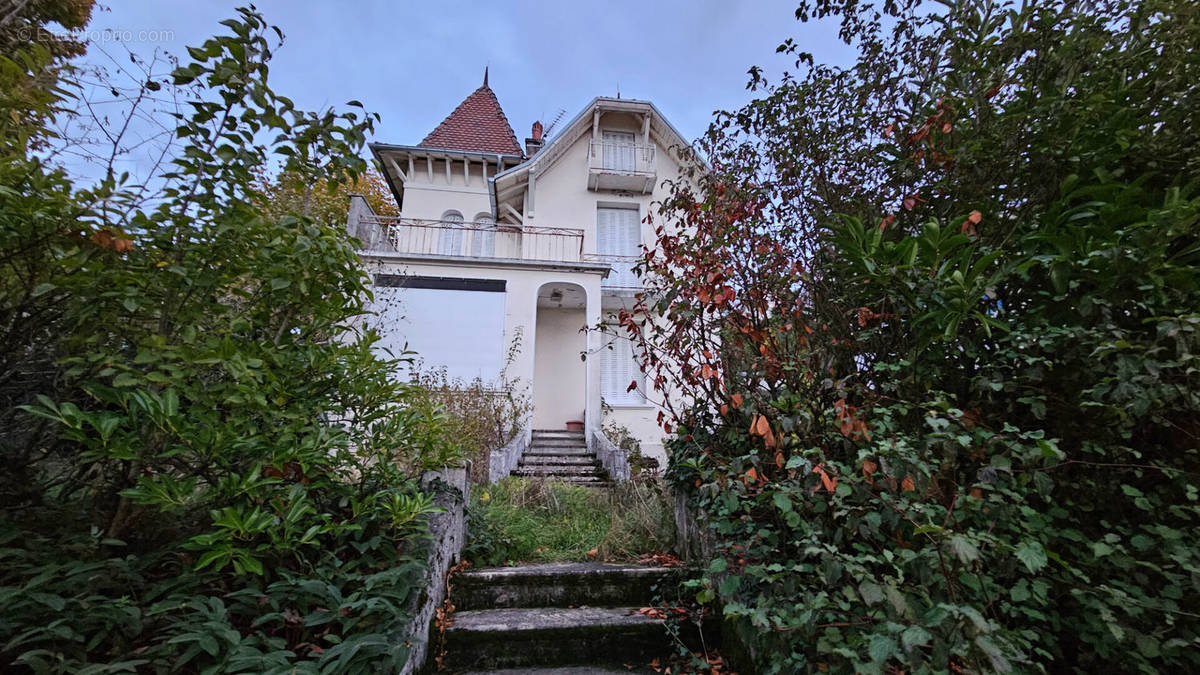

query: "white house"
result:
(348, 71), (691, 479)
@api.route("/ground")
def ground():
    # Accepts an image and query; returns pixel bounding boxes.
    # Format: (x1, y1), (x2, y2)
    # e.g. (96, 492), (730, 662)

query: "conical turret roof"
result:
(419, 70), (523, 155)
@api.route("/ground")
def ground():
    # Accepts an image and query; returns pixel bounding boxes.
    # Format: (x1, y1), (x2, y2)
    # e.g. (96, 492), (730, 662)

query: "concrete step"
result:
(441, 606), (670, 671)
(532, 429), (586, 437)
(529, 438), (588, 448)
(454, 562), (677, 611)
(514, 466), (605, 478)
(526, 447), (592, 457)
(519, 455), (600, 467)
(458, 662), (652, 667)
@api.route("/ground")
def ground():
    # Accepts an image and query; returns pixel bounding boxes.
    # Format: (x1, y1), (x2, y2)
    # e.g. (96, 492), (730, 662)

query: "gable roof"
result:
(490, 97), (695, 208)
(419, 79), (523, 156)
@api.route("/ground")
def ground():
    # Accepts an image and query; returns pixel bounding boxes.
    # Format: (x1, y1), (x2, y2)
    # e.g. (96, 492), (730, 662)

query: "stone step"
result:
(532, 429), (586, 437)
(527, 446), (592, 457)
(458, 662), (652, 667)
(454, 562), (677, 611)
(441, 606), (670, 671)
(519, 455), (600, 467)
(514, 466), (605, 477)
(505, 471), (611, 484)
(529, 438), (588, 448)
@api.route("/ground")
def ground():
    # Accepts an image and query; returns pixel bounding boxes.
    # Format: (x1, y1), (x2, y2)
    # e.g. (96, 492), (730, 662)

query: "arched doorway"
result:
(532, 282), (588, 430)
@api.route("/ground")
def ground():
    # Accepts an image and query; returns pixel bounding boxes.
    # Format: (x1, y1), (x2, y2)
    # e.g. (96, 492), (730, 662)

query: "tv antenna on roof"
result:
(543, 109), (567, 137)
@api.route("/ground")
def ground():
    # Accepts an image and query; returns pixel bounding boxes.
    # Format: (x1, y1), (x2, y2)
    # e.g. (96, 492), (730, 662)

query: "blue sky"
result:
(76, 1), (852, 171)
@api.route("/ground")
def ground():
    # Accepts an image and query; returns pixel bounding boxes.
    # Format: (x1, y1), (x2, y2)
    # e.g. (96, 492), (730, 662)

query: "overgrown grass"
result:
(465, 477), (675, 565)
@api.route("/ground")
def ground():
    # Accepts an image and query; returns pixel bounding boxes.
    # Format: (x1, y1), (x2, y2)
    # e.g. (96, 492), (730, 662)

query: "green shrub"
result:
(631, 0), (1200, 671)
(0, 7), (457, 672)
(411, 332), (531, 484)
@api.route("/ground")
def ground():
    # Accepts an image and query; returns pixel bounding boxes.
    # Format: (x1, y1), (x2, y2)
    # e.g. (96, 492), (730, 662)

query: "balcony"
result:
(587, 140), (656, 193)
(591, 254), (641, 291)
(355, 215), (586, 264)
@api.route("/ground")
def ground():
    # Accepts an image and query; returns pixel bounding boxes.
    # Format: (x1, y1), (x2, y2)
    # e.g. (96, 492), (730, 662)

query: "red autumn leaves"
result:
(962, 210), (982, 237)
(834, 398), (871, 441)
(719, 392), (743, 418)
(749, 412), (776, 449)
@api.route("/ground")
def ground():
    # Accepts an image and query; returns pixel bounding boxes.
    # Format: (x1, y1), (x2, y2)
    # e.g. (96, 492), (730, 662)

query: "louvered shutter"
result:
(602, 131), (636, 172)
(600, 334), (644, 405)
(597, 207), (639, 288)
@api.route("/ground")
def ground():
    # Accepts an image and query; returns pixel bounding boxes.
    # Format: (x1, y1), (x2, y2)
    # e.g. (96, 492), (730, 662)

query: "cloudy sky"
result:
(72, 1), (852, 176)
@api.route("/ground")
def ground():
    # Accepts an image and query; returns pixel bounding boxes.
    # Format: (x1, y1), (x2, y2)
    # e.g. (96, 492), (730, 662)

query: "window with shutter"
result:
(600, 333), (644, 405)
(602, 130), (636, 172)
(597, 206), (639, 288)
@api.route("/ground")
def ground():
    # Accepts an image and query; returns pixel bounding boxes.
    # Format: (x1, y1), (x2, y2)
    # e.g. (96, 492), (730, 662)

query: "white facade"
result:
(350, 87), (691, 466)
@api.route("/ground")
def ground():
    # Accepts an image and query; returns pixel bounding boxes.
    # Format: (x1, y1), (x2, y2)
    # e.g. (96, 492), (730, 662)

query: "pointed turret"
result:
(419, 72), (522, 156)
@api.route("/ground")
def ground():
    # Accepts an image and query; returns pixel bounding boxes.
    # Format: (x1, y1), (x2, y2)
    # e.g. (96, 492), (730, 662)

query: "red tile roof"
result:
(419, 82), (523, 156)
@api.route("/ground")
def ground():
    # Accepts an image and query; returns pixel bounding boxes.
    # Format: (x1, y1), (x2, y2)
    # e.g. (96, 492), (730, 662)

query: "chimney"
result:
(525, 120), (544, 157)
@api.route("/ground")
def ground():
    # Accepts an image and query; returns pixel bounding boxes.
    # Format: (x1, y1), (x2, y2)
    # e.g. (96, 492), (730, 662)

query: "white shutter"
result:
(597, 207), (639, 288)
(600, 334), (644, 405)
(600, 339), (617, 401)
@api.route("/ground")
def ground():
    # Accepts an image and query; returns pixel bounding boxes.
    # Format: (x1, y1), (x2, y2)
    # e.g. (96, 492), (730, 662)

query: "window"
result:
(600, 333), (644, 405)
(439, 210), (464, 255)
(471, 213), (496, 257)
(602, 130), (636, 172)
(596, 205), (639, 287)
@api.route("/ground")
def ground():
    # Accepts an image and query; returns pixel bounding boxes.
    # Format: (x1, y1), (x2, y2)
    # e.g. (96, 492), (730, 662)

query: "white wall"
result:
(369, 286), (506, 381)
(399, 155), (495, 222)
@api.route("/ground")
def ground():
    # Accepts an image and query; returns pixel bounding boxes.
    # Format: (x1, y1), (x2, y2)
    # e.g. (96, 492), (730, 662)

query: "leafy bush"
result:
(626, 0), (1200, 672)
(411, 332), (530, 484)
(0, 7), (457, 672)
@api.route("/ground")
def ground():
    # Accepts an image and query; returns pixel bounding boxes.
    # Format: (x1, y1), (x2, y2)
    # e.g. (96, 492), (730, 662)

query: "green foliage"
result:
(411, 332), (531, 483)
(642, 0), (1200, 672)
(0, 7), (457, 671)
(465, 478), (675, 565)
(254, 167), (399, 227)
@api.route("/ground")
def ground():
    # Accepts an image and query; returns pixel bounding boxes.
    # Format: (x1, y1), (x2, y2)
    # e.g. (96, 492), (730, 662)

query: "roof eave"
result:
(370, 142), (524, 162)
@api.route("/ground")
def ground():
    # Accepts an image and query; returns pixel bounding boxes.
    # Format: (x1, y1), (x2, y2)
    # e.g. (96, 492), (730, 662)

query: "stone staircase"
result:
(511, 430), (609, 486)
(442, 562), (679, 673)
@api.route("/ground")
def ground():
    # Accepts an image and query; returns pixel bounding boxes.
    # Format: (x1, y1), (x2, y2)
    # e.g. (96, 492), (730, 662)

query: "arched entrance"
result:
(532, 282), (588, 430)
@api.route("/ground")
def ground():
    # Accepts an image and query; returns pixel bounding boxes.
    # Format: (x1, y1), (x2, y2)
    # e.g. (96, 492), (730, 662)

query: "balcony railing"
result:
(357, 215), (585, 263)
(587, 254), (641, 290)
(587, 141), (657, 192)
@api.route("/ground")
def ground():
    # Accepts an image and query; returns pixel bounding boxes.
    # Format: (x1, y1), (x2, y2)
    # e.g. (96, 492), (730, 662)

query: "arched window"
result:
(439, 210), (464, 255)
(471, 212), (496, 257)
